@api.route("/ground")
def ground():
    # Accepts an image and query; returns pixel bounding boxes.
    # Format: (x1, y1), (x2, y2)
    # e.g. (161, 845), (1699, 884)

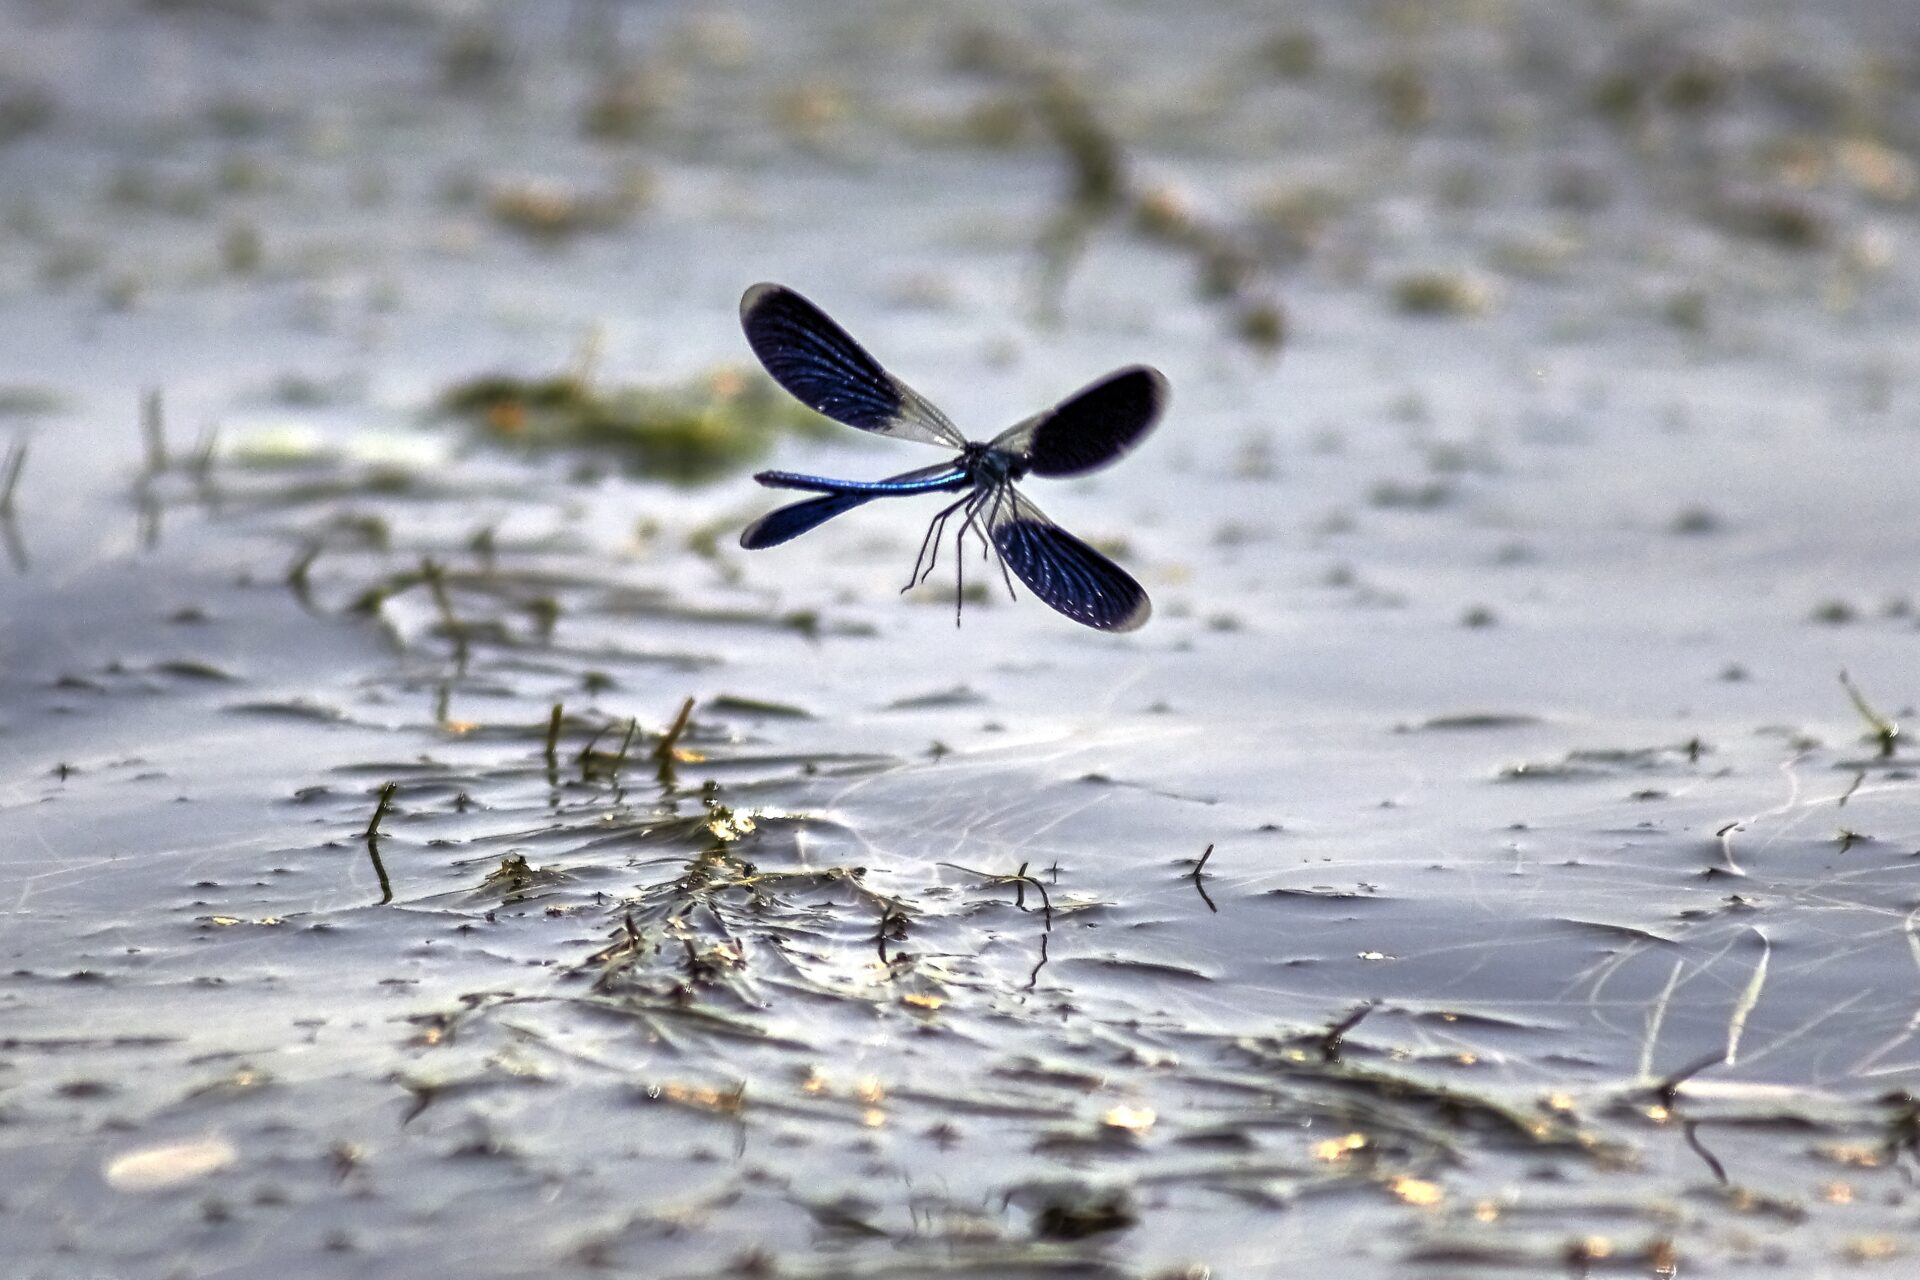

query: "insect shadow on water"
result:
(735, 283), (1167, 631)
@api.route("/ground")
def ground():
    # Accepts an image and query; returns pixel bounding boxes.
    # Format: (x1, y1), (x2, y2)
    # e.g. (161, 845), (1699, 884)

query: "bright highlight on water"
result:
(736, 283), (1167, 631)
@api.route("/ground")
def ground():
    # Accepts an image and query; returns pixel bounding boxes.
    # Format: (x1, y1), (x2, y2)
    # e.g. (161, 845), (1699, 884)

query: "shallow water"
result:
(4, 1), (1920, 1276)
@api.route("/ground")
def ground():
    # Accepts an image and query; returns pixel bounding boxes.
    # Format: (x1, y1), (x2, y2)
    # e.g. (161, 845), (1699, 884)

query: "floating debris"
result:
(486, 173), (652, 242)
(440, 364), (832, 484)
(1392, 269), (1494, 316)
(105, 1139), (237, 1192)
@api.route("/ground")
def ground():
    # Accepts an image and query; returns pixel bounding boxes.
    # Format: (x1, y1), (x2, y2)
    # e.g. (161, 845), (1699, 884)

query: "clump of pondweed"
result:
(439, 364), (835, 484)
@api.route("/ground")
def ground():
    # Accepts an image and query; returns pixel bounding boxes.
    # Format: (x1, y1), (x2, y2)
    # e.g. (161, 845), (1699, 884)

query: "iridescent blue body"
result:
(736, 283), (1167, 632)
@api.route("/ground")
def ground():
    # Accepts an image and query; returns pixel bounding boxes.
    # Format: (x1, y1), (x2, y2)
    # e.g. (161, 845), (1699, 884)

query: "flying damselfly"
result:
(736, 283), (1167, 632)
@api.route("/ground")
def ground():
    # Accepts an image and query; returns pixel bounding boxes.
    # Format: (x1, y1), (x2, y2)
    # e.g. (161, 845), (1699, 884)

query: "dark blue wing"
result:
(740, 284), (964, 448)
(740, 491), (875, 549)
(987, 489), (1151, 632)
(990, 365), (1167, 477)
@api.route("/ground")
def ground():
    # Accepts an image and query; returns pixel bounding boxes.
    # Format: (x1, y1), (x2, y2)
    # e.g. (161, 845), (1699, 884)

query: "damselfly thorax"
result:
(965, 442), (1027, 488)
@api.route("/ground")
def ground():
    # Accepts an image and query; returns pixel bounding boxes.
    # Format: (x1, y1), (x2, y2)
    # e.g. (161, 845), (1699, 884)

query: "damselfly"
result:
(736, 283), (1167, 632)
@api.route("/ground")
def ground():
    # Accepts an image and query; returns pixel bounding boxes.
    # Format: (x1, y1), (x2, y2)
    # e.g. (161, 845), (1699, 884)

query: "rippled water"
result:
(4, 1), (1920, 1276)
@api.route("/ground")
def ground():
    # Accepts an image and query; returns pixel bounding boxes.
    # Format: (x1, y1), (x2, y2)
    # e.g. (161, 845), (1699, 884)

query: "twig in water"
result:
(286, 542), (322, 610)
(1683, 1119), (1729, 1185)
(586, 911), (647, 988)
(0, 513), (23, 572)
(470, 524), (497, 574)
(360, 782), (398, 839)
(360, 782), (398, 905)
(189, 426), (219, 484)
(365, 837), (393, 906)
(652, 697), (697, 789)
(141, 389), (167, 473)
(1654, 1050), (1723, 1110)
(419, 557), (468, 672)
(1884, 1093), (1920, 1168)
(611, 717), (638, 775)
(1189, 843), (1217, 913)
(1320, 1000), (1377, 1062)
(0, 437), (26, 516)
(137, 487), (161, 550)
(576, 725), (609, 782)
(873, 905), (909, 964)
(938, 859), (1053, 928)
(1026, 932), (1050, 990)
(543, 703), (565, 766)
(1653, 1050), (1730, 1184)
(653, 696), (696, 763)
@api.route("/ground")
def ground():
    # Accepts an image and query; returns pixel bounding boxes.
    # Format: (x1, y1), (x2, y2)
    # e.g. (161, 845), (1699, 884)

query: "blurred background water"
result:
(3, 2), (1920, 1276)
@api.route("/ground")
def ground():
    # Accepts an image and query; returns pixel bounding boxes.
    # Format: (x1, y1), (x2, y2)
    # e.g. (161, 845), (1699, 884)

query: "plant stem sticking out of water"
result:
(1025, 932), (1050, 990)
(575, 725), (608, 783)
(0, 437), (25, 569)
(469, 524), (496, 575)
(141, 388), (167, 474)
(544, 703), (565, 767)
(359, 782), (397, 906)
(1653, 1050), (1723, 1110)
(188, 425), (218, 492)
(1884, 1093), (1920, 1167)
(0, 436), (25, 516)
(365, 839), (393, 906)
(286, 542), (321, 612)
(612, 717), (638, 774)
(1683, 1120), (1729, 1185)
(654, 696), (695, 761)
(1642, 1049), (1733, 1181)
(360, 782), (398, 839)
(1321, 1000), (1377, 1062)
(419, 557), (468, 674)
(872, 904), (910, 965)
(653, 696), (696, 787)
(1189, 843), (1218, 913)
(1839, 669), (1899, 758)
(937, 860), (1053, 929)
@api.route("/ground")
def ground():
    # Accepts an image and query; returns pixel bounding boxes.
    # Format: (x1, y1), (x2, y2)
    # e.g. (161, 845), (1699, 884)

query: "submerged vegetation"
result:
(439, 362), (835, 483)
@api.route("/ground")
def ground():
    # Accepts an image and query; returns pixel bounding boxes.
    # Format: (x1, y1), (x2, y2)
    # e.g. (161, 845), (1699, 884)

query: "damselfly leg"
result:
(905, 491), (973, 593)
